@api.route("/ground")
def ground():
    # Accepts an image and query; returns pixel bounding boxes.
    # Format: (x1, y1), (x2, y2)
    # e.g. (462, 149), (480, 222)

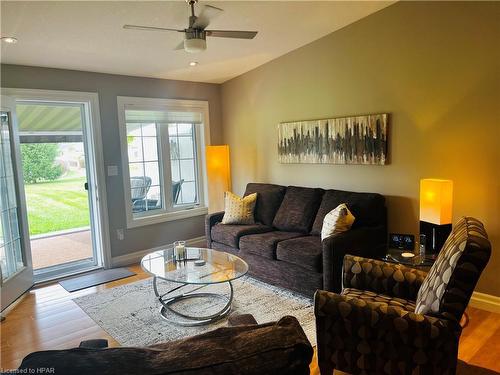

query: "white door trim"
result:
(1, 88), (112, 270)
(1, 95), (34, 310)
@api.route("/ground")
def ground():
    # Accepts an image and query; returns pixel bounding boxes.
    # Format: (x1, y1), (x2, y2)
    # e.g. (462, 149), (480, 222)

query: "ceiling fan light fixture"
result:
(1, 37), (18, 44)
(124, 1), (257, 53)
(184, 38), (206, 53)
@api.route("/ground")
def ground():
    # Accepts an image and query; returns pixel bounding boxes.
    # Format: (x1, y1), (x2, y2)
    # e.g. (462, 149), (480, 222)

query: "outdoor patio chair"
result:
(130, 176), (152, 212)
(172, 179), (184, 204)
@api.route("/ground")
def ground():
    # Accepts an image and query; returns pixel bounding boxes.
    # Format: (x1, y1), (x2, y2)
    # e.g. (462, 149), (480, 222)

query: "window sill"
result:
(126, 206), (208, 229)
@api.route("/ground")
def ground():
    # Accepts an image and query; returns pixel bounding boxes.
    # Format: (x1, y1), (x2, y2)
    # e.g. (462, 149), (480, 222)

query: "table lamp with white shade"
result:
(419, 178), (453, 254)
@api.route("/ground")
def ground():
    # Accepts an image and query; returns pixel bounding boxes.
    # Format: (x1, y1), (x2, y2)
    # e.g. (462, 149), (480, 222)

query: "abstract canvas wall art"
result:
(278, 113), (388, 165)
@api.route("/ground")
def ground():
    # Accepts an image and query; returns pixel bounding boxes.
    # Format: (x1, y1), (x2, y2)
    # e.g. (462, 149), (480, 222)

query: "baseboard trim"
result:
(111, 236), (206, 268)
(1, 292), (28, 317)
(470, 291), (500, 313)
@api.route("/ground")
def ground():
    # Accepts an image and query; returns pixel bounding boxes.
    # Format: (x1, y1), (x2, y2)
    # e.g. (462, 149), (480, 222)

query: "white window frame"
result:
(117, 96), (210, 229)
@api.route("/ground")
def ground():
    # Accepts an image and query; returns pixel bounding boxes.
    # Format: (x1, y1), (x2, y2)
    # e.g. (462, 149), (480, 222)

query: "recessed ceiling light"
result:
(1, 37), (18, 44)
(189, 61), (198, 67)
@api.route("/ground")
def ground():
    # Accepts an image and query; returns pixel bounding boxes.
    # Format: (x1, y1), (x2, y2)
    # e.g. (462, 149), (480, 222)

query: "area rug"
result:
(73, 276), (315, 347)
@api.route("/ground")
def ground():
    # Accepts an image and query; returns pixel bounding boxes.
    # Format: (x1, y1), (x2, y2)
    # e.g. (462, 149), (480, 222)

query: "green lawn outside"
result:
(24, 177), (90, 235)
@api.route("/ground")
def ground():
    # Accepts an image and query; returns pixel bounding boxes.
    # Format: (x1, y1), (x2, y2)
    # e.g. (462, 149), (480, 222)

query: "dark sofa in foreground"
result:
(206, 183), (387, 297)
(19, 315), (313, 375)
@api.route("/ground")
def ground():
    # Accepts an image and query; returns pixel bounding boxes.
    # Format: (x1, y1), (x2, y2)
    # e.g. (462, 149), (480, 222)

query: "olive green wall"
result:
(221, 2), (500, 295)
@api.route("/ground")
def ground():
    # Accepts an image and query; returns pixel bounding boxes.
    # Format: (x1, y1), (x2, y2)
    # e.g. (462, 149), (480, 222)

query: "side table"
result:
(379, 248), (436, 271)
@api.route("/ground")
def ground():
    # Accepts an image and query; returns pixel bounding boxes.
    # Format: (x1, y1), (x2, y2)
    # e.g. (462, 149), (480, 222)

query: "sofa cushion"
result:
(240, 231), (304, 260)
(19, 316), (313, 375)
(272, 186), (324, 233)
(211, 223), (273, 248)
(276, 236), (323, 272)
(244, 183), (286, 226)
(311, 189), (385, 235)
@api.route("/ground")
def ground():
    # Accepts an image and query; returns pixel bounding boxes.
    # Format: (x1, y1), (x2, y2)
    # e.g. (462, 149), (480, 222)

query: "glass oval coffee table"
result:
(141, 246), (248, 326)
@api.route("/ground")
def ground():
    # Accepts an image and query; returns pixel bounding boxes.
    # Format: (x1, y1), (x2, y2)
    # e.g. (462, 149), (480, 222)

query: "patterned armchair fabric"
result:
(315, 289), (460, 375)
(343, 255), (428, 301)
(315, 217), (491, 375)
(415, 217), (491, 322)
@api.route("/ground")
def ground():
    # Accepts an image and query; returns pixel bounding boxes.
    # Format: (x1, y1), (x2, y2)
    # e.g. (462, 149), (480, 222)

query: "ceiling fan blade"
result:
(192, 5), (224, 30)
(123, 24), (183, 33)
(174, 41), (185, 51)
(206, 30), (258, 39)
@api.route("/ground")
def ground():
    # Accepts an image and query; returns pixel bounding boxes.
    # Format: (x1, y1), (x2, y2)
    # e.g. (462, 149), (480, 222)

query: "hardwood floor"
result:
(1, 264), (499, 373)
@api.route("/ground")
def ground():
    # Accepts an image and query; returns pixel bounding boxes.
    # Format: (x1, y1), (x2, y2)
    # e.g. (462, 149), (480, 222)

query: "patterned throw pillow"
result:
(221, 191), (257, 225)
(321, 203), (355, 240)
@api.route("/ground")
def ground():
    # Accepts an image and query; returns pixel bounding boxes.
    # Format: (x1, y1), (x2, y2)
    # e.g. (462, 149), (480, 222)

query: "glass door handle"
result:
(84, 182), (89, 191)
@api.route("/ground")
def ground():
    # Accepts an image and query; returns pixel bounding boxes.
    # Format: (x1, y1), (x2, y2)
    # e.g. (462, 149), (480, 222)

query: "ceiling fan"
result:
(123, 0), (258, 53)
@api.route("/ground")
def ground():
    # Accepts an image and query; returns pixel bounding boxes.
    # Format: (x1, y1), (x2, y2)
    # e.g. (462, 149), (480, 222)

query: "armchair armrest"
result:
(343, 255), (427, 301)
(314, 289), (460, 374)
(322, 225), (386, 293)
(205, 211), (224, 247)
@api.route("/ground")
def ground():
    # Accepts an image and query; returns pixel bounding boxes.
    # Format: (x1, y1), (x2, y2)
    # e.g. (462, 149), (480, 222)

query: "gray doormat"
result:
(59, 268), (136, 292)
(73, 276), (315, 346)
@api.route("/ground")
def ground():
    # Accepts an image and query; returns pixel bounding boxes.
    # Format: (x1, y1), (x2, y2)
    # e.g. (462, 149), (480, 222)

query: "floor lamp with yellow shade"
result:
(206, 145), (231, 213)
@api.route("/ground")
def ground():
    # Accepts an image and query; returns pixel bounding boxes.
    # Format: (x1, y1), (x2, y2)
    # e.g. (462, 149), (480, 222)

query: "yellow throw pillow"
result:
(321, 203), (355, 240)
(222, 191), (257, 225)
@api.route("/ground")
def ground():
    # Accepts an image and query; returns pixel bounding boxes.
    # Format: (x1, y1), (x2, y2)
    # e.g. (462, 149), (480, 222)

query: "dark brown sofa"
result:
(206, 183), (387, 297)
(19, 315), (313, 375)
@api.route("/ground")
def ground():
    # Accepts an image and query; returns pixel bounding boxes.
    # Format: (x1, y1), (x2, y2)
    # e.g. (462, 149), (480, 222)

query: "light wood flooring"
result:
(1, 264), (499, 373)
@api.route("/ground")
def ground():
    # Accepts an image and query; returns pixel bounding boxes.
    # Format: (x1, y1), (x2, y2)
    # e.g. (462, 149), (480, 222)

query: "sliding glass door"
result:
(16, 101), (100, 280)
(0, 96), (33, 311)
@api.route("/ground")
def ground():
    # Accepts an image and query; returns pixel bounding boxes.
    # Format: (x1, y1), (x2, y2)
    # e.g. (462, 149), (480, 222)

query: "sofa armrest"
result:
(343, 255), (427, 301)
(228, 313), (258, 326)
(322, 225), (387, 293)
(314, 289), (459, 374)
(205, 211), (224, 247)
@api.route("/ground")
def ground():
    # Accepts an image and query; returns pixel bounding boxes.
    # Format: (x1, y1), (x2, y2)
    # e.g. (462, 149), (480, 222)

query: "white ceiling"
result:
(1, 1), (393, 84)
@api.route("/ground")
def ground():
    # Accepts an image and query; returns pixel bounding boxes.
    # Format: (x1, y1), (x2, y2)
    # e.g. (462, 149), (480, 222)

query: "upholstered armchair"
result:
(314, 217), (491, 375)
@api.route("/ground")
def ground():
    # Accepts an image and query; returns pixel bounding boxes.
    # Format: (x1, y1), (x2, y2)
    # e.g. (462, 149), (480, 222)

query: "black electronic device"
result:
(389, 233), (415, 250)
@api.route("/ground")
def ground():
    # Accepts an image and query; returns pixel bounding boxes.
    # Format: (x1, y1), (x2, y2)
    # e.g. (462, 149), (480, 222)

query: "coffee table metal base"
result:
(152, 276), (233, 326)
